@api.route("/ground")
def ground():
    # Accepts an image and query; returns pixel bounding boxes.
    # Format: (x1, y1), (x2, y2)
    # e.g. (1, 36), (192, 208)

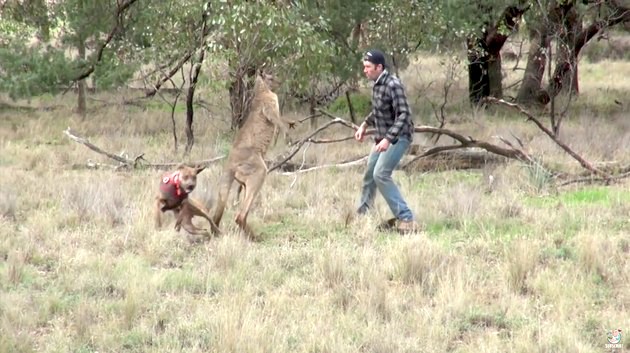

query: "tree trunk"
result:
(467, 5), (530, 105)
(76, 1), (87, 119)
(548, 2), (581, 97)
(184, 51), (205, 156)
(77, 61), (87, 119)
(487, 54), (502, 98)
(467, 39), (490, 105)
(545, 1), (630, 98)
(309, 95), (318, 129)
(516, 27), (551, 105)
(229, 65), (257, 130)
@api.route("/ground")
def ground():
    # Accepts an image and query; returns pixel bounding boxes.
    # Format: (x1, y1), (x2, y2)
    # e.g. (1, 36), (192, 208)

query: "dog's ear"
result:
(194, 165), (206, 175)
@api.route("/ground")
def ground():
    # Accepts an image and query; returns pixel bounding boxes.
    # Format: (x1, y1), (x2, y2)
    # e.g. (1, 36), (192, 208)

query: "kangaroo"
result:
(212, 72), (294, 240)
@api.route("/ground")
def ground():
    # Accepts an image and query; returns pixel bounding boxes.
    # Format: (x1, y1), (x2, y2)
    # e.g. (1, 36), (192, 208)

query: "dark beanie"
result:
(364, 49), (386, 68)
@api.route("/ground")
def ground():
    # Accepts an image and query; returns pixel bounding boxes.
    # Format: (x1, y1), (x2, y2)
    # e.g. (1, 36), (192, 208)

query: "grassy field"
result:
(0, 52), (629, 353)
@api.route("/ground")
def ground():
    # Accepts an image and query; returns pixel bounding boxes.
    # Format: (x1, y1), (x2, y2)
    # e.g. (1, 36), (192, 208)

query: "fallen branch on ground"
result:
(559, 170), (630, 187)
(484, 97), (611, 180)
(271, 110), (536, 174)
(64, 128), (225, 170)
(403, 147), (510, 172)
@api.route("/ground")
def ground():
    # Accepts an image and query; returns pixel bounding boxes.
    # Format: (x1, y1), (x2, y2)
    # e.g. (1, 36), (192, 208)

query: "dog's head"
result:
(176, 164), (205, 194)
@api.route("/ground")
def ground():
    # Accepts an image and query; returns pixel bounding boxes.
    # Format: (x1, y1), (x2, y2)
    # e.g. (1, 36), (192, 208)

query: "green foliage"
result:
(2, 0), (52, 40)
(0, 18), (37, 42)
(0, 44), (75, 99)
(327, 92), (372, 118)
(122, 0), (207, 61)
(205, 1), (334, 91)
(92, 51), (138, 90)
(0, 0), (142, 99)
(294, 0), (377, 82)
(367, 0), (450, 66)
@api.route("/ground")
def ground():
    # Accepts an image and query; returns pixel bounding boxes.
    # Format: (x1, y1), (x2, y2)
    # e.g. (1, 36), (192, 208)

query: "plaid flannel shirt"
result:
(363, 70), (414, 144)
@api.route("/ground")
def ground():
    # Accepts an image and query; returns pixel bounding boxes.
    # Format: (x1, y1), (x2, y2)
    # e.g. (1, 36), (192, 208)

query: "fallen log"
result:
(402, 147), (509, 173)
(64, 127), (225, 170)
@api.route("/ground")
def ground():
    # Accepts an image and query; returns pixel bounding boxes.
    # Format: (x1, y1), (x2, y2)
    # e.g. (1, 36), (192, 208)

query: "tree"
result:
(516, 0), (630, 108)
(461, 2), (529, 104)
(0, 0), (140, 115)
(204, 1), (333, 129)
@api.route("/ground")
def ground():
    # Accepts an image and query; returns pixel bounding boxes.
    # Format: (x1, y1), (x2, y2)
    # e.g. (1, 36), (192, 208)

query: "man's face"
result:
(363, 61), (382, 81)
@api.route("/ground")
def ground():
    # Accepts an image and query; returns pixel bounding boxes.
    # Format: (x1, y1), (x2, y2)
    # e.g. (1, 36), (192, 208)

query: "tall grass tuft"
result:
(504, 238), (539, 294)
(392, 238), (449, 293)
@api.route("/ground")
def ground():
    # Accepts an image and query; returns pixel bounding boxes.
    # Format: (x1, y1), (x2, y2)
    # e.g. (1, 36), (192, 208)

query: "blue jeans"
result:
(357, 138), (414, 221)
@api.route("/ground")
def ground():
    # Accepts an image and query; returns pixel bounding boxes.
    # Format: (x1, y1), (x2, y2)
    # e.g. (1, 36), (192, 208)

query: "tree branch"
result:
(144, 49), (194, 98)
(64, 128), (224, 170)
(267, 117), (357, 173)
(69, 0), (139, 83)
(484, 97), (611, 179)
(279, 155), (368, 175)
(269, 111), (532, 174)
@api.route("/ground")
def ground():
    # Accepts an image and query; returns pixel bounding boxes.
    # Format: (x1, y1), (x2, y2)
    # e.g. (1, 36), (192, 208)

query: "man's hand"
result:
(354, 123), (367, 142)
(375, 138), (390, 152)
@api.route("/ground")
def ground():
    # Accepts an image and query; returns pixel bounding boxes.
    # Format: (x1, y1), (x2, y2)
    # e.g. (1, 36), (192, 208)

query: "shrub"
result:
(327, 92), (372, 119)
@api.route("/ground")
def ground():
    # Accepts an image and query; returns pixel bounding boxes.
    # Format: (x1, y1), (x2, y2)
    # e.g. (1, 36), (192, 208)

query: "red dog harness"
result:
(160, 171), (188, 207)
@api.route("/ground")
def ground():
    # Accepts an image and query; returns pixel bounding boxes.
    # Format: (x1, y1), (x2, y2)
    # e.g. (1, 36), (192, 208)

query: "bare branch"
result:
(306, 136), (355, 144)
(145, 50), (195, 98)
(267, 117), (357, 173)
(68, 0), (139, 84)
(559, 171), (630, 187)
(296, 112), (322, 123)
(64, 128), (224, 170)
(316, 109), (360, 130)
(484, 97), (611, 179)
(280, 155), (369, 175)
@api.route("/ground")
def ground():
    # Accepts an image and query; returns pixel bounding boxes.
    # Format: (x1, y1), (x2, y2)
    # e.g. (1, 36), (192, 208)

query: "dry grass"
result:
(0, 50), (629, 353)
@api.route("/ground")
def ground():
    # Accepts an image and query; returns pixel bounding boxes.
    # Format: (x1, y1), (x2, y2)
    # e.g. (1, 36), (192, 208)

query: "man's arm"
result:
(362, 110), (375, 127)
(384, 81), (411, 143)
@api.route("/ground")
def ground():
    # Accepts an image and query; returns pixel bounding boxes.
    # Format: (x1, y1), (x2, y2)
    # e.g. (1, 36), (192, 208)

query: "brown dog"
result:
(211, 72), (294, 240)
(155, 164), (221, 241)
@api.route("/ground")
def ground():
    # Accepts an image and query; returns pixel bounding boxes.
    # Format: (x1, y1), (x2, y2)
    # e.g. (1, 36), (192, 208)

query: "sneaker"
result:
(397, 219), (420, 234)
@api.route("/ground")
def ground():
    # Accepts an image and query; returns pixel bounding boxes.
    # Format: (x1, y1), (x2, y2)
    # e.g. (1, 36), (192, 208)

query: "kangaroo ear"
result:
(194, 165), (206, 174)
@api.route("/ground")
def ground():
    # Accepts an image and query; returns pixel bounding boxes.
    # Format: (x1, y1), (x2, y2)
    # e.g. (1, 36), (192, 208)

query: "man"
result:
(354, 49), (419, 233)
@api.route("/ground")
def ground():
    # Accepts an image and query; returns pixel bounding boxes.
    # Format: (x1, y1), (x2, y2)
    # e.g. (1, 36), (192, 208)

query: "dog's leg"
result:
(177, 204), (210, 243)
(155, 198), (165, 229)
(173, 207), (182, 232)
(185, 197), (222, 236)
(234, 163), (266, 240)
(212, 170), (235, 228)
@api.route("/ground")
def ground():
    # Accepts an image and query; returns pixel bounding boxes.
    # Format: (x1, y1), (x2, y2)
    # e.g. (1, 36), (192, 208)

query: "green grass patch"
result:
(412, 170), (483, 189)
(159, 268), (212, 295)
(145, 99), (187, 113)
(426, 217), (534, 240)
(525, 186), (630, 208)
